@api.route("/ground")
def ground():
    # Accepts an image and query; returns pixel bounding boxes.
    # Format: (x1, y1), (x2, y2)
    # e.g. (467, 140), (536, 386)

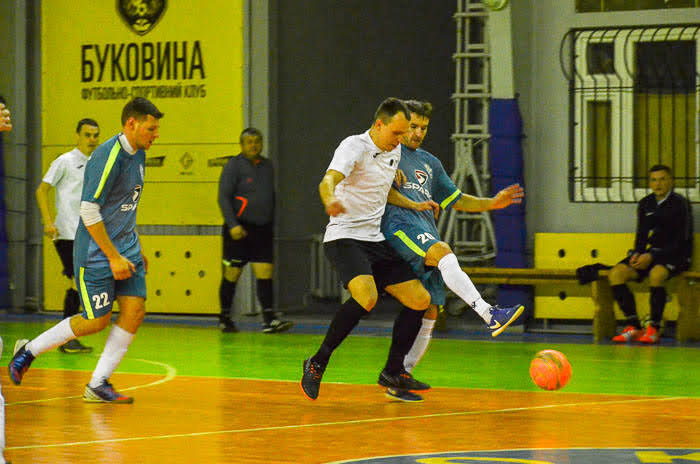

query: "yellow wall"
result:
(534, 233), (700, 320)
(43, 235), (222, 313)
(41, 1), (244, 312)
(41, 0), (244, 225)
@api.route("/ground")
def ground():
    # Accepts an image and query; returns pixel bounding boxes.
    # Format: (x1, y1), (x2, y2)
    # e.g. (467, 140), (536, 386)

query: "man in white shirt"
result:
(301, 98), (437, 401)
(36, 118), (100, 354)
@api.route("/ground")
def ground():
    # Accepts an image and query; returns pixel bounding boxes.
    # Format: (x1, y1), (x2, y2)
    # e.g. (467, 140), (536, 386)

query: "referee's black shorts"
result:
(54, 239), (75, 279)
(222, 222), (273, 267)
(324, 238), (417, 290)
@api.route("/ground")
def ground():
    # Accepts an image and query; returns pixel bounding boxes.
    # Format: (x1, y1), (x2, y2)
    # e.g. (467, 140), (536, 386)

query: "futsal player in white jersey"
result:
(36, 118), (100, 354)
(301, 98), (440, 401)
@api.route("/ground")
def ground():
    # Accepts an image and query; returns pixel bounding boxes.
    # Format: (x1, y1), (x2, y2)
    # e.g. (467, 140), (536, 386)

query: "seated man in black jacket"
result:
(217, 127), (293, 334)
(610, 164), (693, 344)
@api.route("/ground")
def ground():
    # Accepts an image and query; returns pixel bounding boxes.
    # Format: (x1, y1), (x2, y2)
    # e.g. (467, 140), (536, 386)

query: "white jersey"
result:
(42, 148), (89, 240)
(323, 130), (401, 242)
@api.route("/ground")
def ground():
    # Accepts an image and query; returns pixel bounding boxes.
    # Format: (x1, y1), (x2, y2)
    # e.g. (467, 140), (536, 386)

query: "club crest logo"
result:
(117, 0), (167, 36)
(414, 169), (428, 185)
(132, 185), (142, 202)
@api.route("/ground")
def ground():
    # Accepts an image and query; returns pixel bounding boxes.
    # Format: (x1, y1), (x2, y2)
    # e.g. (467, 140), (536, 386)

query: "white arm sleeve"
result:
(80, 201), (103, 226)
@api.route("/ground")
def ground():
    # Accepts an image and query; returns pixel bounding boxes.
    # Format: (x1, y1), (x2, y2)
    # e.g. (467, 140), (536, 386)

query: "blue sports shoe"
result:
(84, 379), (134, 404)
(8, 339), (34, 385)
(487, 304), (525, 337)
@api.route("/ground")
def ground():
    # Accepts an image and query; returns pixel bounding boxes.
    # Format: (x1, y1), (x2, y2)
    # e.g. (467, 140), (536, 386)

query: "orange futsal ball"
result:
(529, 349), (572, 391)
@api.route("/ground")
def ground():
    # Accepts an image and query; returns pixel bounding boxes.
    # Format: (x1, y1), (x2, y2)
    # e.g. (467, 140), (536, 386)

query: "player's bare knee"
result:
(648, 266), (669, 286)
(350, 286), (378, 310)
(75, 313), (110, 334)
(348, 276), (378, 310)
(416, 288), (431, 310)
(404, 288), (430, 310)
(608, 264), (630, 285)
(355, 294), (377, 311)
(425, 242), (452, 267)
(130, 306), (146, 325)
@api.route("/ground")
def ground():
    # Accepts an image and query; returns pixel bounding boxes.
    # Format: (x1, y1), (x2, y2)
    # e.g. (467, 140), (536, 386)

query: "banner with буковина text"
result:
(41, 0), (245, 226)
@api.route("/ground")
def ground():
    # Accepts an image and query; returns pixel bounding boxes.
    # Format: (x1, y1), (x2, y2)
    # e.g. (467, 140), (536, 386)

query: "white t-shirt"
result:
(42, 148), (89, 240)
(323, 130), (401, 243)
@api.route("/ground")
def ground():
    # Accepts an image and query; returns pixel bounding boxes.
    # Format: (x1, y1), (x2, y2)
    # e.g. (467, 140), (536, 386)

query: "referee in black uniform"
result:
(217, 128), (293, 333)
(609, 164), (693, 344)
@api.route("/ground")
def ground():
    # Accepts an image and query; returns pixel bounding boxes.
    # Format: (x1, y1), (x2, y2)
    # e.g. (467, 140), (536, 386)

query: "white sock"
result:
(404, 318), (435, 373)
(89, 325), (134, 388)
(26, 318), (76, 356)
(437, 254), (493, 323)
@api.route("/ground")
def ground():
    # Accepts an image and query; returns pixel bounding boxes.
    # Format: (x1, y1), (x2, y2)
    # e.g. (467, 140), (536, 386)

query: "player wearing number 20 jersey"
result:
(380, 144), (462, 305)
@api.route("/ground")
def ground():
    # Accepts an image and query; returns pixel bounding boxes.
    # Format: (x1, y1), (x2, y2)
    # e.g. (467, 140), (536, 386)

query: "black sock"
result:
(611, 284), (640, 328)
(219, 278), (237, 321)
(312, 298), (368, 366)
(649, 286), (667, 328)
(63, 288), (80, 318)
(384, 307), (425, 375)
(262, 309), (275, 325)
(256, 279), (274, 324)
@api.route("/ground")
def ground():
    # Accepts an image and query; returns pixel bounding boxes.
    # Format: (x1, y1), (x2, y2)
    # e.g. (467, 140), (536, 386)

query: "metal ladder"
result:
(438, 0), (496, 264)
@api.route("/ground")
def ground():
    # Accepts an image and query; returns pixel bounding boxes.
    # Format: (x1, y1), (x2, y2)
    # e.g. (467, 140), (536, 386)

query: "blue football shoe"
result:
(487, 304), (525, 337)
(8, 339), (34, 385)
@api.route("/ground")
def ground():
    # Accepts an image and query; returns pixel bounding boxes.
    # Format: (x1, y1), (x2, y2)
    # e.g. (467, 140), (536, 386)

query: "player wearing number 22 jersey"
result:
(381, 144), (461, 306)
(73, 133), (147, 318)
(9, 97), (163, 405)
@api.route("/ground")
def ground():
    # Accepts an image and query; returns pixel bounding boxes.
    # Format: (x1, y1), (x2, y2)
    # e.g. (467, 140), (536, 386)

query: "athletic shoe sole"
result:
(385, 388), (423, 402)
(491, 305), (525, 337)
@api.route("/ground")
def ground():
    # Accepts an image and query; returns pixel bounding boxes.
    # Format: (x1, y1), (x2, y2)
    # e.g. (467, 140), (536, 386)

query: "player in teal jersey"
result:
(9, 98), (163, 404)
(381, 100), (524, 402)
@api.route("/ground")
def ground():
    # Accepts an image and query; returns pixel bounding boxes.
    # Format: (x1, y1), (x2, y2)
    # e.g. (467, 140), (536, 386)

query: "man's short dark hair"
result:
(649, 164), (672, 176)
(405, 100), (433, 119)
(373, 97), (410, 124)
(121, 97), (164, 125)
(76, 118), (99, 133)
(240, 127), (263, 143)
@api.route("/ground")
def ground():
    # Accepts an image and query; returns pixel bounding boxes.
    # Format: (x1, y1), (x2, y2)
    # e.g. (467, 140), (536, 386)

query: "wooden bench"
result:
(462, 266), (700, 343)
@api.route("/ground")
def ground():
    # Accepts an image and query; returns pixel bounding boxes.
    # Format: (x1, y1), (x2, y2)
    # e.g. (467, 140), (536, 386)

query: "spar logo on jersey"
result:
(414, 169), (428, 185)
(121, 185), (142, 211)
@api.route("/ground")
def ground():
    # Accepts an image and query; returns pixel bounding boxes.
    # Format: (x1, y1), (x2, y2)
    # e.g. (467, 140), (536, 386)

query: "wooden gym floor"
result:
(1, 317), (699, 463)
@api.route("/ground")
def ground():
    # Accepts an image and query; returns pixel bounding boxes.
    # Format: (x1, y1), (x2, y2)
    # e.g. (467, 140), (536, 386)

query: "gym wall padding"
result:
(489, 98), (530, 309)
(43, 235), (222, 313)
